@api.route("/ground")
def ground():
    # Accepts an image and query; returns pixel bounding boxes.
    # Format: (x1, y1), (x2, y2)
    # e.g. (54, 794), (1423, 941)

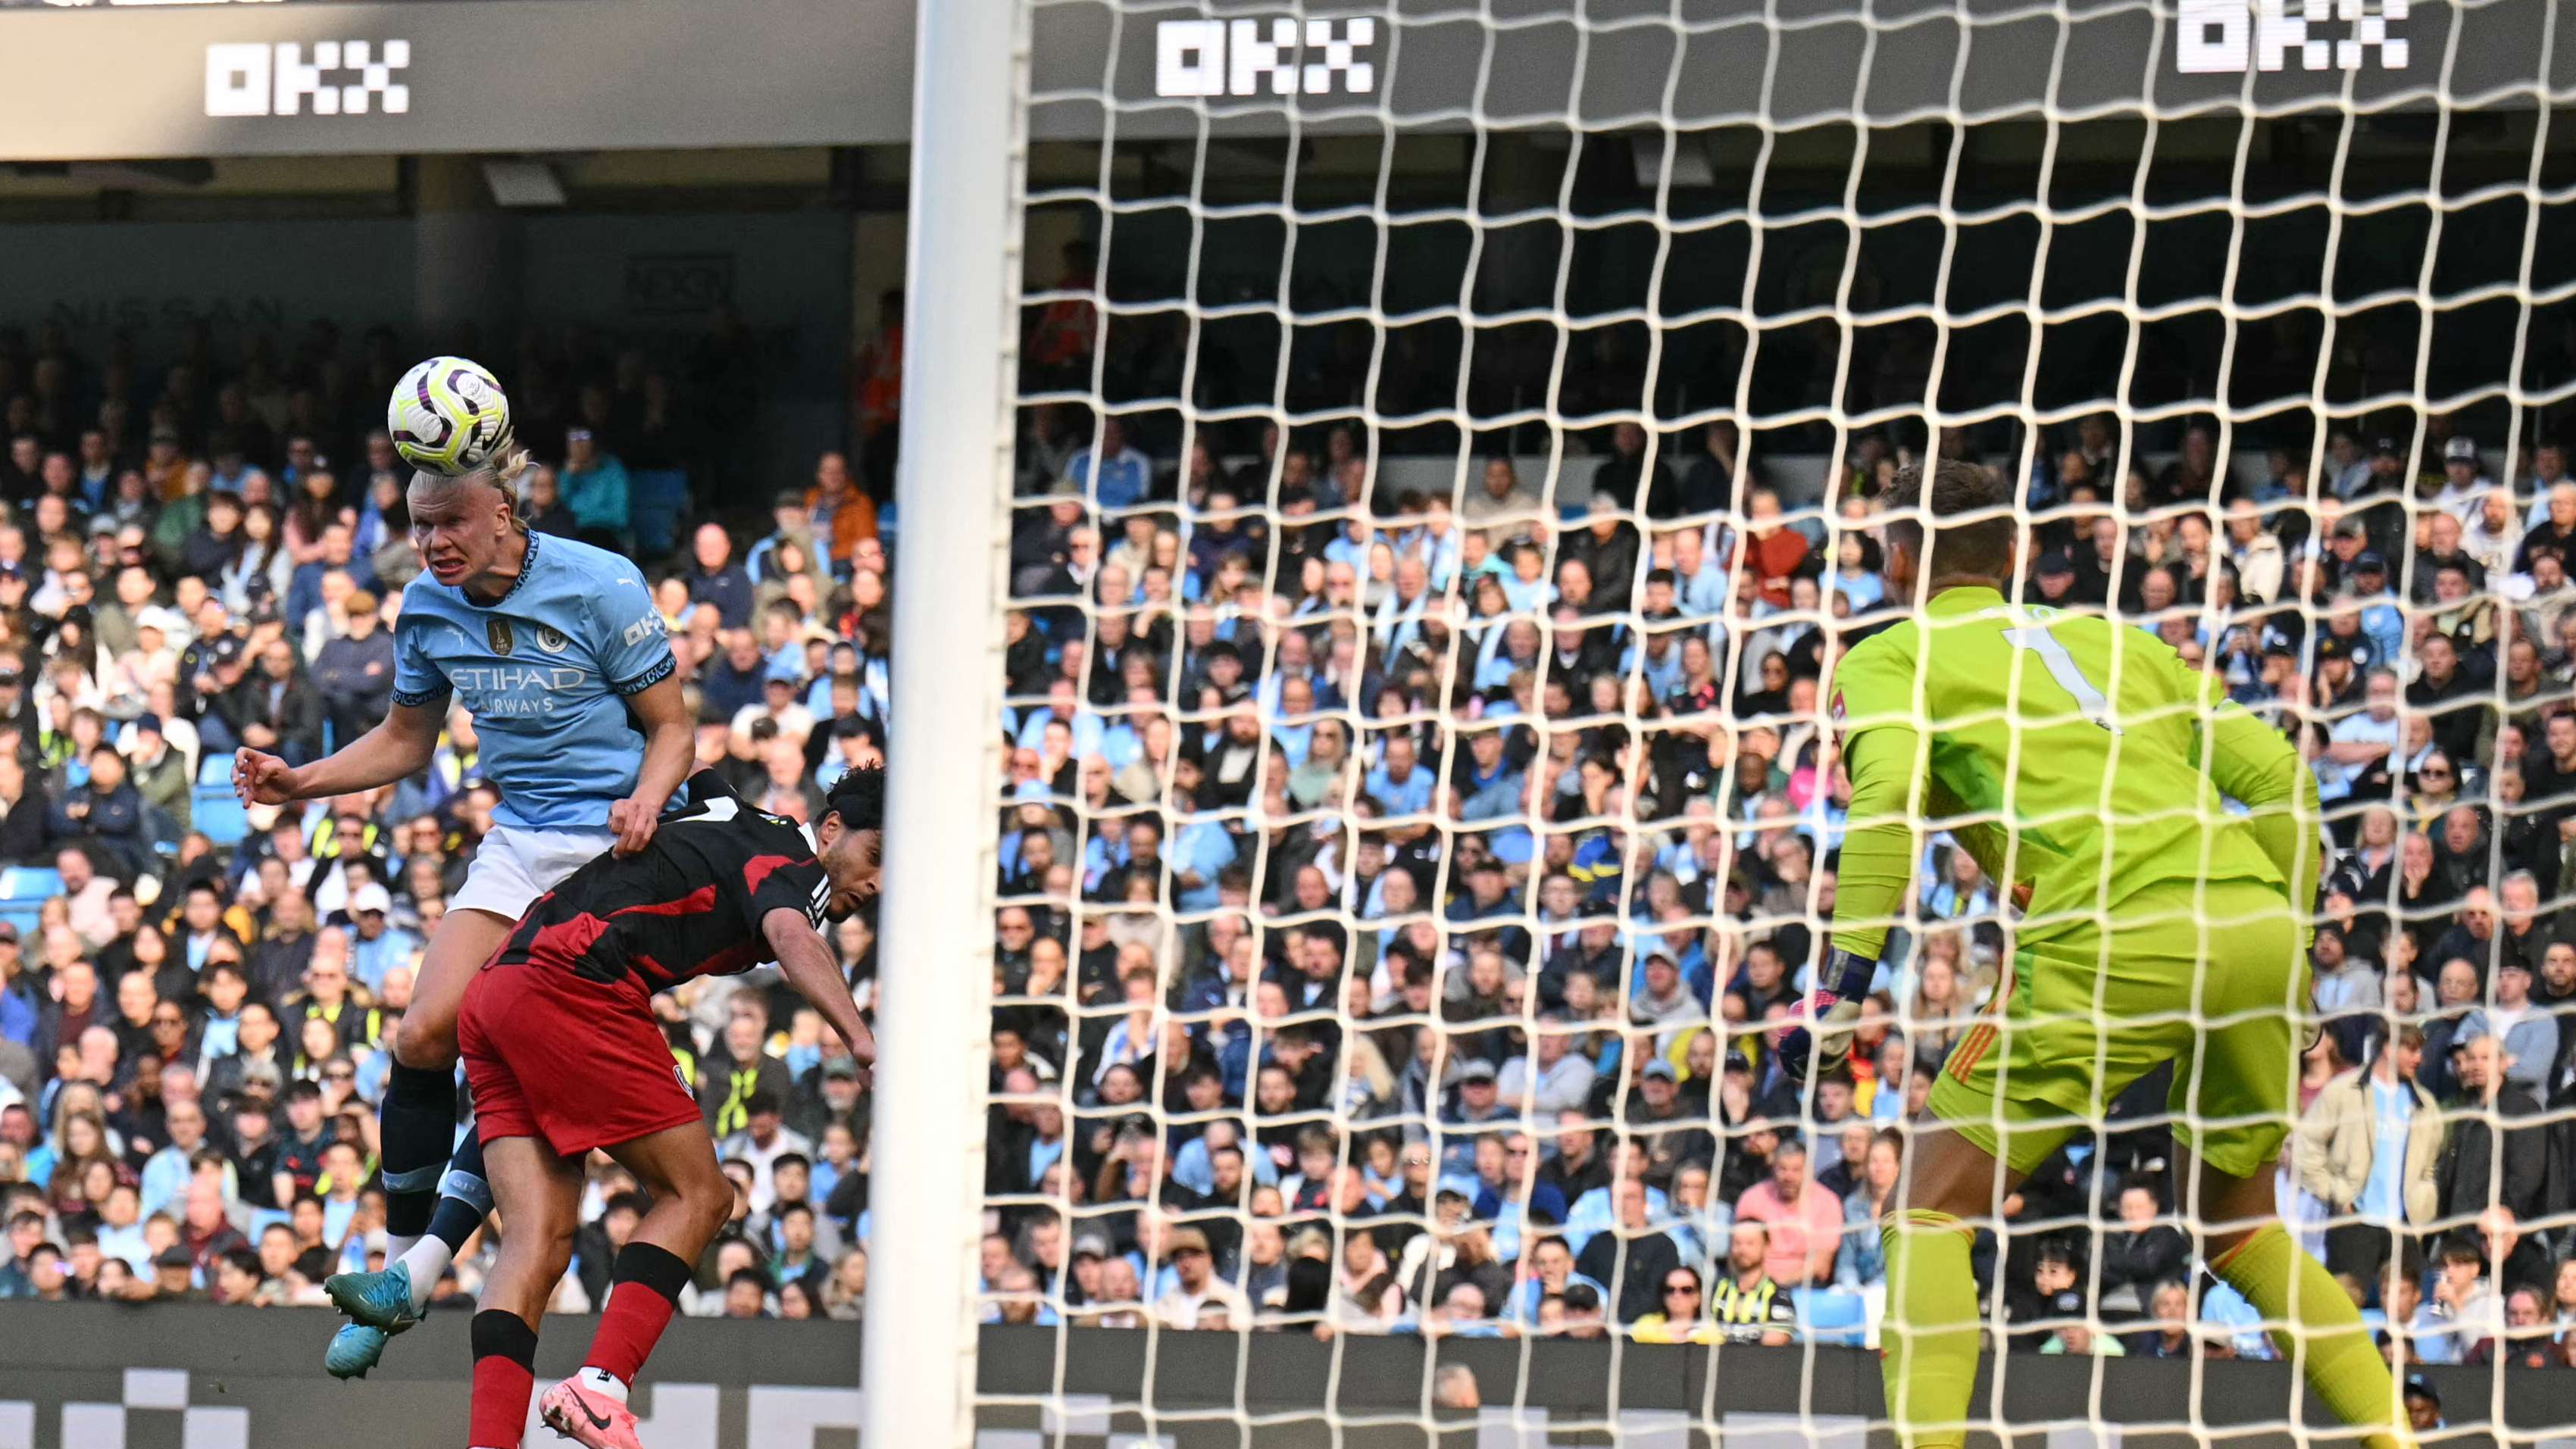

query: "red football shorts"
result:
(457, 962), (701, 1157)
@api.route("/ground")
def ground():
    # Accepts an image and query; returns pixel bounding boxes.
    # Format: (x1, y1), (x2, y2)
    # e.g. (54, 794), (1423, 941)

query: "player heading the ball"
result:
(235, 382), (696, 1382)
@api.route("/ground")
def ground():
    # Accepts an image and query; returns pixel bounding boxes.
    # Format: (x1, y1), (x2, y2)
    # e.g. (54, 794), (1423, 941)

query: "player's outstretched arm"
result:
(605, 674), (696, 856)
(233, 698), (443, 807)
(764, 906), (877, 1084)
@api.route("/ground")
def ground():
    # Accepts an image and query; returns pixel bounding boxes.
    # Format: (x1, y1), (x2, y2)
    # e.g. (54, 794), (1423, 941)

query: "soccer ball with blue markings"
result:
(388, 356), (514, 476)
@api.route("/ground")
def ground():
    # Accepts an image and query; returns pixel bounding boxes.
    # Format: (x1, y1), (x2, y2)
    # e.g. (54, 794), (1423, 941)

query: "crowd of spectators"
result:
(977, 394), (2576, 1369)
(0, 319), (883, 1323)
(7, 295), (2576, 1382)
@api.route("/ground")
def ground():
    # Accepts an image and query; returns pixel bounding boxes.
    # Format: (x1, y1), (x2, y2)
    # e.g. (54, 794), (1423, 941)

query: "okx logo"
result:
(2177, 0), (2409, 74)
(1155, 17), (1376, 98)
(205, 40), (412, 117)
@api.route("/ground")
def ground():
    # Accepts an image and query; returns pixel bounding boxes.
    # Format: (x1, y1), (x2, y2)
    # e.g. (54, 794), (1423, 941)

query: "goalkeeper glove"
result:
(1770, 948), (1877, 1086)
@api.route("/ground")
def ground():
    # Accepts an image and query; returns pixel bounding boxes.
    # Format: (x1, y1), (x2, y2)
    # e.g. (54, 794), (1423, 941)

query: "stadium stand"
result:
(0, 294), (2571, 1386)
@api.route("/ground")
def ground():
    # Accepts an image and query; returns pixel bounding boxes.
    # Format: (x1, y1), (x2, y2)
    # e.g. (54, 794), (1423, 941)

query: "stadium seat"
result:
(192, 788), (250, 848)
(0, 901), (42, 942)
(1792, 1288), (1869, 1347)
(630, 468), (690, 558)
(0, 867), (61, 901)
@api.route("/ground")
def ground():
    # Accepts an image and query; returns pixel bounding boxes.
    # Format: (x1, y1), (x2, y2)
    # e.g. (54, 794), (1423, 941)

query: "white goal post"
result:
(870, 2), (1024, 1447)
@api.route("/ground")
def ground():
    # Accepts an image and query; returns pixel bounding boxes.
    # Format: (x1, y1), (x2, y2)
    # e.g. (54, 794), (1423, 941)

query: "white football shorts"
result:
(450, 823), (621, 920)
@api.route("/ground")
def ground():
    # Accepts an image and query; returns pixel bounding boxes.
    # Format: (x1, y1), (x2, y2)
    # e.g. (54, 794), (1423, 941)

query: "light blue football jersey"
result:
(391, 531), (677, 829)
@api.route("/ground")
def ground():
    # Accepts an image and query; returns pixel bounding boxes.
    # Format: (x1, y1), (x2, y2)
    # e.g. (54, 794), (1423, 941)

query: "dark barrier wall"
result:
(0, 0), (2567, 162)
(5, 1305), (2575, 1447)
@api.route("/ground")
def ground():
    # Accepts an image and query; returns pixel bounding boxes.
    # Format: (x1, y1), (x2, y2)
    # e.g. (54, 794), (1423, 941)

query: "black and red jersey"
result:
(492, 775), (830, 995)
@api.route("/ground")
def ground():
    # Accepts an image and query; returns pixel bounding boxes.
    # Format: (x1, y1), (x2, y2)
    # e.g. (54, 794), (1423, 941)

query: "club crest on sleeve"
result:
(536, 625), (571, 654)
(1829, 689), (1846, 723)
(486, 618), (514, 654)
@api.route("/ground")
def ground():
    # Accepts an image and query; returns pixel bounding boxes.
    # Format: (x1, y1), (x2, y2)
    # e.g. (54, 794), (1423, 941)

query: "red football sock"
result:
(470, 1310), (540, 1449)
(586, 1241), (692, 1386)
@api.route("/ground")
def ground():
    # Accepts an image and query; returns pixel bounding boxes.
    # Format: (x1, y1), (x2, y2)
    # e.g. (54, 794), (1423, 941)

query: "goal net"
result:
(937, 0), (2576, 1443)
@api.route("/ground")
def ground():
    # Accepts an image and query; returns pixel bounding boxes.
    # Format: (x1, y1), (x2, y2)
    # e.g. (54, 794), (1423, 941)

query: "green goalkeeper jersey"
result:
(1826, 586), (2316, 957)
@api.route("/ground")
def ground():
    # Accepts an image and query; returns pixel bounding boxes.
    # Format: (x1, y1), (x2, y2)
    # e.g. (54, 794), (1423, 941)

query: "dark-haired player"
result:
(1788, 459), (2406, 1447)
(459, 767), (881, 1449)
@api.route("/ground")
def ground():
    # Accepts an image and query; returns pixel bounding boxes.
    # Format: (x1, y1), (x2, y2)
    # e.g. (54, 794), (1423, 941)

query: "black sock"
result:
(380, 1061), (458, 1239)
(426, 1129), (492, 1255)
(470, 1307), (540, 1370)
(608, 1241), (695, 1304)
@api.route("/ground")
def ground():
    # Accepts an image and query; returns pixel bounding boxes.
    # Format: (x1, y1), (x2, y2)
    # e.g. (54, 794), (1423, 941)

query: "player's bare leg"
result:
(539, 1123), (734, 1449)
(2184, 1147), (2413, 1449)
(324, 906), (515, 1379)
(466, 1136), (584, 1449)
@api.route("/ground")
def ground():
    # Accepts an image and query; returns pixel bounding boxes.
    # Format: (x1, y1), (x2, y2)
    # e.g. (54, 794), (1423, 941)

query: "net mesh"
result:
(961, 0), (2576, 1442)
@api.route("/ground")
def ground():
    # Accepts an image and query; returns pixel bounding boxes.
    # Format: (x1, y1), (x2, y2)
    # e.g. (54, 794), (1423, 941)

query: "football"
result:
(388, 355), (514, 476)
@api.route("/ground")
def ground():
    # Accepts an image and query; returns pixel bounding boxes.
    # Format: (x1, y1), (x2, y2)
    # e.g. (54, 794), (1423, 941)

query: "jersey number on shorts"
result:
(2002, 624), (2121, 734)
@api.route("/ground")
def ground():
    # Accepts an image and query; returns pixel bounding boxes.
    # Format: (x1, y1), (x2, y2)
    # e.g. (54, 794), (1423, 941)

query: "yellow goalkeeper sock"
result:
(1881, 1209), (1980, 1449)
(2210, 1224), (2412, 1449)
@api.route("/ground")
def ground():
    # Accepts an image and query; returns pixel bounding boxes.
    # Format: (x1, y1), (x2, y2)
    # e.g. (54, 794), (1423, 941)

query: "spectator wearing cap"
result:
(2027, 550), (2080, 607)
(1152, 1225), (1249, 1329)
(1624, 1058), (1716, 1178)
(146, 1242), (205, 1302)
(1438, 1059), (1515, 1175)
(734, 665), (818, 749)
(2431, 436), (2494, 522)
(717, 1087), (815, 1215)
(343, 882), (417, 995)
(2340, 550), (2406, 654)
(558, 425), (632, 540)
(308, 588), (392, 751)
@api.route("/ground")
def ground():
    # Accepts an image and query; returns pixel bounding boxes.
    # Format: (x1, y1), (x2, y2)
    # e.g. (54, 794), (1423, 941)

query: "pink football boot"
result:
(538, 1377), (644, 1449)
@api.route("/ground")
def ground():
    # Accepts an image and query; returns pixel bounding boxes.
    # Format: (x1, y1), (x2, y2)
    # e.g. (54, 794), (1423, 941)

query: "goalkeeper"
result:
(1787, 460), (2408, 1449)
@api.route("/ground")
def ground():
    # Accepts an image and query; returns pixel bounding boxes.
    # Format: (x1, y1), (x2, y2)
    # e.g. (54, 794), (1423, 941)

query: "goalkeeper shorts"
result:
(1924, 876), (2309, 1181)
